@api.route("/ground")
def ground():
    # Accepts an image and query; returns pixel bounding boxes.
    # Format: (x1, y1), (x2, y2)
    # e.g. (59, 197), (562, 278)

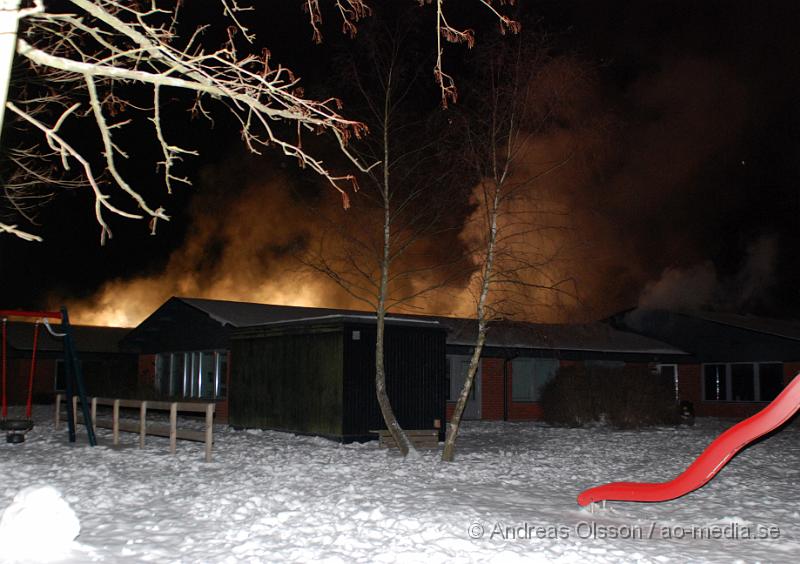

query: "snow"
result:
(0, 485), (80, 562)
(1, 407), (799, 563)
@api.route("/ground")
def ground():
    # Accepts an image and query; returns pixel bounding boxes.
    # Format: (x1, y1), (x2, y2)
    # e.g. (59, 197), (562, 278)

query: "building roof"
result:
(679, 310), (800, 342)
(174, 297), (685, 355)
(2, 321), (131, 353)
(614, 308), (800, 362)
(434, 317), (688, 355)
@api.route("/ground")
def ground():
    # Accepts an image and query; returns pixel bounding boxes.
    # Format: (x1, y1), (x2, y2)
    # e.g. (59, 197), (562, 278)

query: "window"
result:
(703, 362), (784, 402)
(704, 364), (727, 401)
(730, 364), (755, 401)
(657, 364), (678, 401)
(445, 359), (451, 401)
(759, 363), (783, 401)
(155, 351), (228, 399)
(512, 358), (558, 401)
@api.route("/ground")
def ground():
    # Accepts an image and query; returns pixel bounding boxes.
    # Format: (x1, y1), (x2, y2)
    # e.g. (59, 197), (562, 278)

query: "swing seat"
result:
(1, 419), (34, 443)
(1, 419), (34, 431)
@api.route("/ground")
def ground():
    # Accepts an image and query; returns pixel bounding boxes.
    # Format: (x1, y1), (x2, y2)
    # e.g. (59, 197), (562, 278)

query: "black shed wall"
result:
(342, 323), (446, 442)
(230, 326), (343, 436)
(230, 320), (445, 442)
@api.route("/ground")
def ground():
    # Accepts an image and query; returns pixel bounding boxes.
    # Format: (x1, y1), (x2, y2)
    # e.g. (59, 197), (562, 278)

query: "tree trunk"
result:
(375, 304), (415, 457)
(374, 76), (416, 458)
(442, 327), (486, 461)
(442, 184), (500, 462)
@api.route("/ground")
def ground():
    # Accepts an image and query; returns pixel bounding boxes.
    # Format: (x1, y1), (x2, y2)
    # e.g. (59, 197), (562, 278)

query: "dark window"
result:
(155, 353), (169, 396)
(217, 352), (228, 398)
(658, 364), (678, 401)
(704, 364), (727, 401)
(445, 358), (451, 401)
(759, 363), (783, 401)
(731, 364), (755, 401)
(172, 353), (185, 397)
(512, 359), (558, 401)
(156, 350), (227, 399)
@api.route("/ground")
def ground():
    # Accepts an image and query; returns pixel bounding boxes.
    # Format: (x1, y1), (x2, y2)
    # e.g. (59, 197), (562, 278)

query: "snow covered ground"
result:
(1, 407), (799, 563)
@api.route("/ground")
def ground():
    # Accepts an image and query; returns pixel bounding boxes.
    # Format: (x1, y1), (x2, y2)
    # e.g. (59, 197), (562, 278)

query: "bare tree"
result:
(0, 0), (369, 243)
(441, 39), (577, 462)
(302, 17), (465, 457)
(0, 1), (518, 243)
(302, 0), (520, 106)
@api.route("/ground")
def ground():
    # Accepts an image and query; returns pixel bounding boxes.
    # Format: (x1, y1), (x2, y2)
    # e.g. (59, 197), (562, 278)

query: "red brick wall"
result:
(138, 354), (156, 392)
(696, 401), (767, 418)
(481, 358), (505, 420)
(678, 364), (702, 404)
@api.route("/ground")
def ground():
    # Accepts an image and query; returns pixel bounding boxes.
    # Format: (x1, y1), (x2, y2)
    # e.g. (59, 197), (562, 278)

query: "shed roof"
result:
(178, 297), (362, 327)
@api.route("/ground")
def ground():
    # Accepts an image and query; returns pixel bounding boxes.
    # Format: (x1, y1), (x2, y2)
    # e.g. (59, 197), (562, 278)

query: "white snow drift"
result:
(0, 406), (798, 562)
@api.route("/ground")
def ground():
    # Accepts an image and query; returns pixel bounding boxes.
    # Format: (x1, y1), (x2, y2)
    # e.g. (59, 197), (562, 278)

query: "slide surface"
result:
(577, 374), (800, 506)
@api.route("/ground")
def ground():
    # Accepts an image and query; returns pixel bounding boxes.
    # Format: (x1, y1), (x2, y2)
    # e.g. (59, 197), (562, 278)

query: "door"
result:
(448, 355), (481, 419)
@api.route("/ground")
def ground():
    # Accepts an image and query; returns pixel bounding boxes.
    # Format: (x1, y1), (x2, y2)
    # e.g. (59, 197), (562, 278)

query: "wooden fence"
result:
(55, 395), (215, 462)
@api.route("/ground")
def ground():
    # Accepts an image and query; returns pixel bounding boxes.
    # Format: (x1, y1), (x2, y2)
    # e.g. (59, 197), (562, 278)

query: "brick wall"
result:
(138, 354), (156, 392)
(481, 358), (505, 420)
(678, 364), (702, 404)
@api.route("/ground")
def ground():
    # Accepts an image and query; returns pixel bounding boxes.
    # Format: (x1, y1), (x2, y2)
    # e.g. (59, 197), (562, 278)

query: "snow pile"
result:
(0, 485), (80, 562)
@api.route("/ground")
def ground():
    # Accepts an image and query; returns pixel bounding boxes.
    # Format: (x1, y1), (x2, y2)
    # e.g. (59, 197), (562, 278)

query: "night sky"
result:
(1, 0), (799, 326)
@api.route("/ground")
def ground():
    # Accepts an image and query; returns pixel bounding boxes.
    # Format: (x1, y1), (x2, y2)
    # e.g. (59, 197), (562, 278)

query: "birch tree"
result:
(302, 14), (463, 457)
(442, 39), (576, 462)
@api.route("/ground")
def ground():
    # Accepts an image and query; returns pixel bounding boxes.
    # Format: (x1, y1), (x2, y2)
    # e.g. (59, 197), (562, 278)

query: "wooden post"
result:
(54, 393), (61, 429)
(204, 403), (214, 462)
(169, 402), (177, 454)
(112, 399), (120, 445)
(90, 397), (97, 426)
(72, 395), (78, 429)
(139, 401), (147, 449)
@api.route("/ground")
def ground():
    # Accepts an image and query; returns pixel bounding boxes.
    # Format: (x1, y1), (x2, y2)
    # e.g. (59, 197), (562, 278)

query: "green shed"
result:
(229, 315), (446, 442)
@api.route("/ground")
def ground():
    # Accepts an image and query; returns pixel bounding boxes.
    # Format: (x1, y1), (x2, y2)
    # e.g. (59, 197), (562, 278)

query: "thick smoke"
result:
(67, 161), (366, 326)
(637, 235), (778, 313)
(67, 48), (773, 327)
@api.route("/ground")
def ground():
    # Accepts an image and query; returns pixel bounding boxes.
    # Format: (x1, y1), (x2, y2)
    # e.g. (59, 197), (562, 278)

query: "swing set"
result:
(0, 308), (96, 446)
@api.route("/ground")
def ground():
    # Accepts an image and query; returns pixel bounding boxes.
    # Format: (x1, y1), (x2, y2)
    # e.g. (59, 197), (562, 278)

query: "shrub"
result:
(540, 363), (678, 428)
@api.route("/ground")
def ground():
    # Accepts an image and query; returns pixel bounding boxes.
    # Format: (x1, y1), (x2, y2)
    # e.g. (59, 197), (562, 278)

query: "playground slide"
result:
(577, 374), (800, 506)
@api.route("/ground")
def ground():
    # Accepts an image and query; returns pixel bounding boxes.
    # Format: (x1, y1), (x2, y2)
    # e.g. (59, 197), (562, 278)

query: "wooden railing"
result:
(55, 394), (215, 462)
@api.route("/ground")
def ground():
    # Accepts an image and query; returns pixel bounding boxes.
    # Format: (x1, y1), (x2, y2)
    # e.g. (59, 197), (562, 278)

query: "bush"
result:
(539, 363), (679, 428)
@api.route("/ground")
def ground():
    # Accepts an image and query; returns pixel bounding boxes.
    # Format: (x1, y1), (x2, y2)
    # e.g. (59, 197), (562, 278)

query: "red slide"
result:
(577, 374), (800, 506)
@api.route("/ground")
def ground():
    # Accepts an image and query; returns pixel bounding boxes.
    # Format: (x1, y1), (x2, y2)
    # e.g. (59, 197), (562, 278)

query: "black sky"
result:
(1, 0), (799, 321)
